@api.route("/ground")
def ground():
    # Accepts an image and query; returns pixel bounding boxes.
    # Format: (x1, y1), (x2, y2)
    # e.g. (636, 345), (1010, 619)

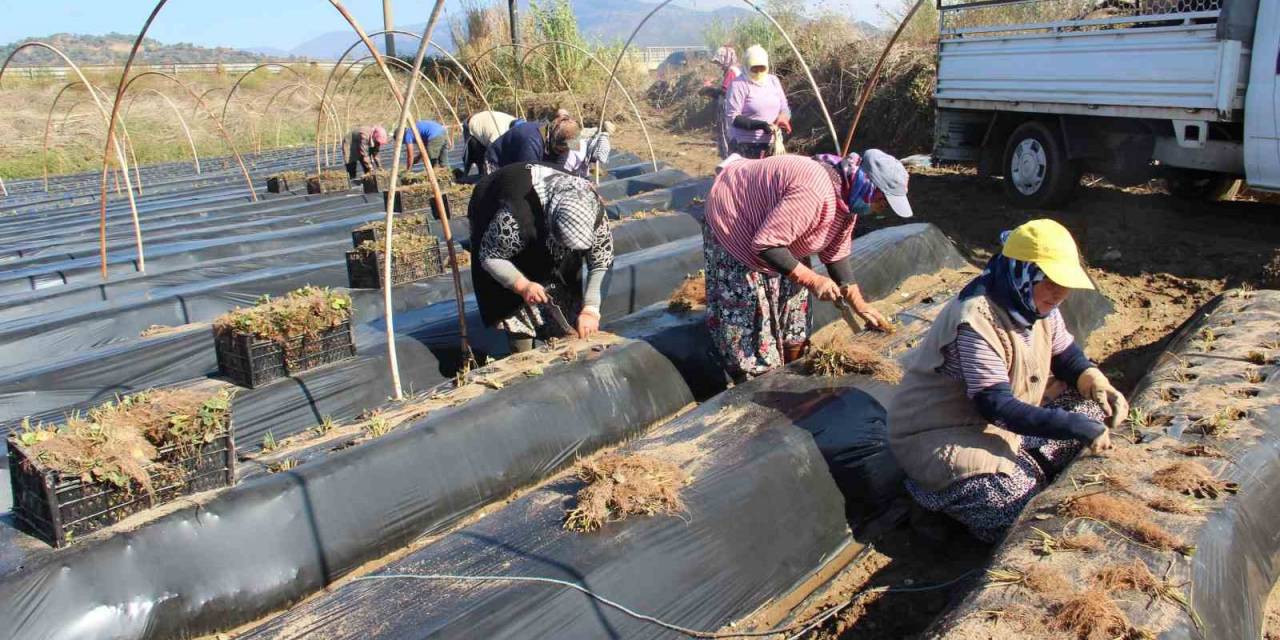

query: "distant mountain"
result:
(288, 0), (754, 60)
(0, 33), (289, 66)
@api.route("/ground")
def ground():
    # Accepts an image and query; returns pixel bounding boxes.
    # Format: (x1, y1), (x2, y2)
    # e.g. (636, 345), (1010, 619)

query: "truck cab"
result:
(933, 0), (1279, 207)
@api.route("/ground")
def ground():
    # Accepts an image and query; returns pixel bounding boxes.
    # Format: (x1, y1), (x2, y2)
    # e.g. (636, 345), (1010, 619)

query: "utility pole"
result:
(383, 0), (397, 59)
(509, 0), (523, 86)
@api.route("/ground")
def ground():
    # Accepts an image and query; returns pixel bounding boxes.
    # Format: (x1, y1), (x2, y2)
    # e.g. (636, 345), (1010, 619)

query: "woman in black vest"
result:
(469, 162), (615, 353)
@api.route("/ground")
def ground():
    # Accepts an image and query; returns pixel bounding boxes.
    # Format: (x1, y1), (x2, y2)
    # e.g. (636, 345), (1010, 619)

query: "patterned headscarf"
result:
(532, 166), (600, 251)
(713, 45), (738, 69)
(812, 153), (879, 215)
(960, 231), (1049, 328)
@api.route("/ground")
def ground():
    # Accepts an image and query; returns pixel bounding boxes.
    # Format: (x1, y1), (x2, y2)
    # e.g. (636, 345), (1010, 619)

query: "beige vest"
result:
(889, 294), (1053, 492)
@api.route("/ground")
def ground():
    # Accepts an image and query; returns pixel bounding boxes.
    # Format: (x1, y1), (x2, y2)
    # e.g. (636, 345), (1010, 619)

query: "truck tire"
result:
(1002, 121), (1080, 208)
(1164, 169), (1243, 201)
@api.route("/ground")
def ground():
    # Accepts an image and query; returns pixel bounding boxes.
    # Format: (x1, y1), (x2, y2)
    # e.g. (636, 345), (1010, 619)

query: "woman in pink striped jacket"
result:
(702, 150), (915, 380)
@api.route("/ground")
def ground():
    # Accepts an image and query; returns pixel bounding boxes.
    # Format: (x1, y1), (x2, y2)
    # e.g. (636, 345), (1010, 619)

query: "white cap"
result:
(744, 45), (769, 70)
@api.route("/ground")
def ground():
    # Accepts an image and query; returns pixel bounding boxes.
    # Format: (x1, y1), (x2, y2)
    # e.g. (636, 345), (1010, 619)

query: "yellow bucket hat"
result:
(1002, 219), (1094, 290)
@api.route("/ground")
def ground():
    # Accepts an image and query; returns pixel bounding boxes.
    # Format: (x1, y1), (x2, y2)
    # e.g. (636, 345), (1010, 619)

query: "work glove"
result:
(512, 277), (550, 305)
(787, 263), (840, 301)
(1077, 367), (1128, 430)
(843, 284), (889, 331)
(733, 115), (774, 131)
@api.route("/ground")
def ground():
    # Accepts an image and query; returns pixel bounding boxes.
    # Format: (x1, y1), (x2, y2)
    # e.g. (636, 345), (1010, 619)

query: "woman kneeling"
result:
(889, 219), (1127, 543)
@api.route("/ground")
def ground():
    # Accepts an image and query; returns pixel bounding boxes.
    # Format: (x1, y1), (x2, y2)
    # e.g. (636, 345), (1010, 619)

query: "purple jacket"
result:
(724, 74), (790, 144)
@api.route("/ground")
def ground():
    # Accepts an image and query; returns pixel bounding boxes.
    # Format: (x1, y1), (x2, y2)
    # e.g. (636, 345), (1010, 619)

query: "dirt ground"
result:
(623, 111), (1280, 639)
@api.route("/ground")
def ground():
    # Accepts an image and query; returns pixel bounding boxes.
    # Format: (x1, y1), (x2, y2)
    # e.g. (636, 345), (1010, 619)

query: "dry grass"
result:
(666, 271), (706, 312)
(1024, 565), (1072, 597)
(804, 328), (902, 383)
(1049, 588), (1130, 640)
(1173, 443), (1226, 459)
(563, 454), (689, 533)
(1060, 531), (1106, 552)
(1147, 496), (1207, 515)
(1151, 461), (1238, 499)
(1060, 493), (1188, 553)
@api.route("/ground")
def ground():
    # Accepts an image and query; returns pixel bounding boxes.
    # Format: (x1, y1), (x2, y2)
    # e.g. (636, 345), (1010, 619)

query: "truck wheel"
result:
(1002, 121), (1080, 208)
(1164, 170), (1243, 201)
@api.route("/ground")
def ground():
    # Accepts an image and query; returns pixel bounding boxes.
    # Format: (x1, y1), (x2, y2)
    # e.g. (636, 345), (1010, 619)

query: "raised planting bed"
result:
(212, 286), (356, 388)
(305, 171), (350, 194)
(345, 232), (443, 289)
(8, 388), (235, 547)
(266, 171), (304, 194)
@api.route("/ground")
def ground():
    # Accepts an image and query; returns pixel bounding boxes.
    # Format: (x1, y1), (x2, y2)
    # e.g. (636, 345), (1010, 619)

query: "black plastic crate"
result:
(306, 173), (349, 194)
(266, 176), (288, 193)
(8, 429), (236, 548)
(350, 220), (431, 248)
(386, 188), (452, 220)
(214, 321), (356, 388)
(345, 241), (444, 289)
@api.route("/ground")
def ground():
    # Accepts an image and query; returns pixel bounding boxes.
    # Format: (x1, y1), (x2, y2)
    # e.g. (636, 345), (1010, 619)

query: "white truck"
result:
(933, 0), (1279, 206)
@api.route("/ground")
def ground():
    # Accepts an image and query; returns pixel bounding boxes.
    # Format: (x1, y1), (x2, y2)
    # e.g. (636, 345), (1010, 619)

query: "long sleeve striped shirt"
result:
(939, 308), (1075, 398)
(704, 155), (853, 273)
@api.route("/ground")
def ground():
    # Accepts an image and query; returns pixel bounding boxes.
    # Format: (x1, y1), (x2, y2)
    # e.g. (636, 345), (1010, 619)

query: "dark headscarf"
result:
(960, 231), (1048, 329)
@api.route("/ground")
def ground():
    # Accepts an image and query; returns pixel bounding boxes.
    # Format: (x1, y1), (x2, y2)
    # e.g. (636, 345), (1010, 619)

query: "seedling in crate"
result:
(212, 287), (356, 388)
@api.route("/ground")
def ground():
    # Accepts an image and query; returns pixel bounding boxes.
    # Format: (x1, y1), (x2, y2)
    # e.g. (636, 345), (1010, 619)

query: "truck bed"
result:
(937, 17), (1250, 122)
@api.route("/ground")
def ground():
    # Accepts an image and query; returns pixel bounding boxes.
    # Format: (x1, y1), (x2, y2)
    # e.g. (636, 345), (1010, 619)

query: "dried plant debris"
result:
(564, 454), (689, 533)
(1095, 560), (1199, 625)
(273, 170), (304, 183)
(804, 329), (902, 383)
(1059, 493), (1190, 553)
(1146, 496), (1207, 515)
(14, 389), (232, 494)
(1030, 526), (1104, 555)
(212, 286), (352, 345)
(666, 271), (706, 312)
(1049, 588), (1131, 640)
(1172, 442), (1226, 459)
(1151, 462), (1239, 499)
(353, 230), (440, 261)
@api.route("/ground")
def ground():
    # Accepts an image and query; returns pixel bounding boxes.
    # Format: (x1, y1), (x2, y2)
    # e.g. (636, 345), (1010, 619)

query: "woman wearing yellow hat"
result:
(889, 219), (1127, 543)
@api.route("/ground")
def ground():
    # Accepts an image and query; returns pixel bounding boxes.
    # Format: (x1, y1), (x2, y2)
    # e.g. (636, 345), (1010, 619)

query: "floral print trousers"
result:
(906, 391), (1107, 543)
(702, 223), (810, 380)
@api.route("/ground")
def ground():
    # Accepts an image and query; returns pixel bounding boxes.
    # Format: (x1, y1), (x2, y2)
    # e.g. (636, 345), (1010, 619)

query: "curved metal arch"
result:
(260, 81), (345, 156)
(119, 71), (256, 202)
(518, 39), (658, 171)
(336, 54), (462, 134)
(598, 0), (839, 153)
(0, 41), (145, 274)
(219, 62), (309, 123)
(125, 87), (201, 174)
(312, 28), (496, 173)
(466, 41), (580, 122)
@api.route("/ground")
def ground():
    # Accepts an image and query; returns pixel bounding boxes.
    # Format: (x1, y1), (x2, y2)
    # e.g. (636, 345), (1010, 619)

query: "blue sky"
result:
(0, 0), (884, 51)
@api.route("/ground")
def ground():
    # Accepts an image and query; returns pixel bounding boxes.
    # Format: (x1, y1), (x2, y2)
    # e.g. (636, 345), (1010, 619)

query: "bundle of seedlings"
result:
(803, 323), (903, 383)
(212, 286), (356, 388)
(351, 213), (431, 246)
(305, 170), (350, 194)
(666, 271), (705, 312)
(386, 181), (439, 215)
(346, 230), (444, 289)
(564, 453), (689, 533)
(1150, 461), (1239, 499)
(267, 170), (305, 193)
(1058, 492), (1192, 554)
(8, 388), (235, 547)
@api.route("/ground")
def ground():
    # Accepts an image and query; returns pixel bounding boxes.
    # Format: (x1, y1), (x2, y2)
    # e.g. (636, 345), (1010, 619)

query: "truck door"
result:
(1244, 2), (1280, 190)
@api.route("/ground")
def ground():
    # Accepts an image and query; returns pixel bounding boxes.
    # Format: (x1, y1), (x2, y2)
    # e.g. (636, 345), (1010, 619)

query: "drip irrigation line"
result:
(354, 567), (982, 639)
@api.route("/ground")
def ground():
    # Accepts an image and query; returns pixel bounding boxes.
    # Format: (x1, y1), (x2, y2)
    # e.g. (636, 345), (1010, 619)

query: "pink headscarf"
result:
(370, 126), (389, 146)
(713, 45), (738, 70)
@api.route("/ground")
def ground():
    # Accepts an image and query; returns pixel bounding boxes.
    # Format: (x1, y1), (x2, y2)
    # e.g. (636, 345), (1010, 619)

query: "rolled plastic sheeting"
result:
(0, 214), (703, 430)
(927, 290), (1278, 640)
(606, 177), (712, 220)
(0, 340), (695, 640)
(595, 168), (691, 201)
(242, 367), (896, 640)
